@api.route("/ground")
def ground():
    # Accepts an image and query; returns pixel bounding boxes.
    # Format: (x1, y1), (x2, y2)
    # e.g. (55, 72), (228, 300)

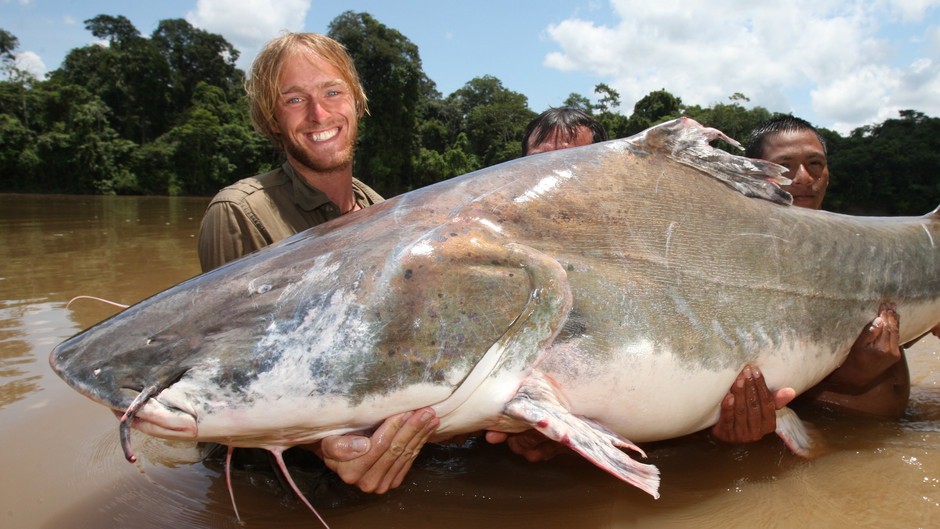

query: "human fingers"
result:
(372, 410), (439, 493)
(485, 431), (510, 445)
(748, 367), (777, 439)
(319, 434), (371, 463)
(505, 430), (566, 462)
(352, 408), (438, 494)
(773, 387), (797, 410)
(880, 304), (900, 353)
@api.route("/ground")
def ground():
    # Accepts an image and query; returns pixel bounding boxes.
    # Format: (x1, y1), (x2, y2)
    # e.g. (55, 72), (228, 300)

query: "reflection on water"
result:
(0, 193), (938, 528)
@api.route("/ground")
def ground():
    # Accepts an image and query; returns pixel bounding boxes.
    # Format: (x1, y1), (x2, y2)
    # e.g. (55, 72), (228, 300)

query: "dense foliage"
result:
(1, 14), (938, 215)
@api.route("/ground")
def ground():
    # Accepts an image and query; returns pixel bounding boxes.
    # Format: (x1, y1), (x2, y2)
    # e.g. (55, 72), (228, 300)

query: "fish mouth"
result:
(116, 385), (199, 462)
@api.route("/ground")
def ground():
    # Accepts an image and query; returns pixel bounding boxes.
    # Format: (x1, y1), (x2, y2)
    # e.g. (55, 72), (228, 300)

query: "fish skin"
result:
(50, 118), (940, 498)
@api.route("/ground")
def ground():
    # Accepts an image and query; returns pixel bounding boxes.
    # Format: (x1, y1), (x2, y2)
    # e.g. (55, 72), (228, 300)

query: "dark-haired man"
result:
(710, 116), (909, 444)
(521, 106), (609, 155)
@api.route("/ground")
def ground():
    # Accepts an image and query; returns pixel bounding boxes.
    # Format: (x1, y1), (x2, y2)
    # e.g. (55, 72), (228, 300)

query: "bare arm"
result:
(818, 303), (902, 393)
(801, 303), (910, 418)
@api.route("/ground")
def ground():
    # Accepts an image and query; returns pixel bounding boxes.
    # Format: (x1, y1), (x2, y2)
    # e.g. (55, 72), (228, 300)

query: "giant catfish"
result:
(51, 118), (940, 510)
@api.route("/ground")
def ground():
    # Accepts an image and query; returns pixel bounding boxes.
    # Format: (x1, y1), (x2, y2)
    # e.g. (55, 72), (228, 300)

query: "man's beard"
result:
(282, 131), (357, 173)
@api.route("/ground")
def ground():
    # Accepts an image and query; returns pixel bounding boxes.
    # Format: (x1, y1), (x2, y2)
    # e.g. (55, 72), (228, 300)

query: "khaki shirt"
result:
(197, 162), (383, 272)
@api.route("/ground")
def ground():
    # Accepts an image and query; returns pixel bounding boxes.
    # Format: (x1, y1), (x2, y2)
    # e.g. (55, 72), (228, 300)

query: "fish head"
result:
(48, 240), (328, 443)
(48, 208), (546, 446)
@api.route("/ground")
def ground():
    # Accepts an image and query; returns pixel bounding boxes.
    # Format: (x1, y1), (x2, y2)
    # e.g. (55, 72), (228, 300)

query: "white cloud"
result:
(884, 0), (940, 21)
(543, 0), (940, 133)
(810, 64), (899, 129)
(186, 0), (312, 69)
(13, 50), (45, 78)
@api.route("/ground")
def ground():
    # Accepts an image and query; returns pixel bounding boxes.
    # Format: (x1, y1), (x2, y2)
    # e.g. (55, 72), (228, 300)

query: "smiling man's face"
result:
(272, 49), (359, 175)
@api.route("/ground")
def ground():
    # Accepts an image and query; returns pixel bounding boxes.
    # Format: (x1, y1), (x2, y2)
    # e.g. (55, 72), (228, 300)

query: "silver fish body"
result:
(50, 118), (940, 498)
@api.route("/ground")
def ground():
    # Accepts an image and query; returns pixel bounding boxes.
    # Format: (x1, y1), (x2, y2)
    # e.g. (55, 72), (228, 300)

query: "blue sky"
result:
(4, 0), (940, 135)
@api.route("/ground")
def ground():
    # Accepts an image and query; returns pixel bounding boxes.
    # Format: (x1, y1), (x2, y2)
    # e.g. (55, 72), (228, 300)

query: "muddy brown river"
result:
(1, 193), (938, 528)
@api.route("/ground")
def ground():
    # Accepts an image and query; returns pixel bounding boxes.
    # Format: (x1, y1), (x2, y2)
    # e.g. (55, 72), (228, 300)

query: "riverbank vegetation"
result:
(2, 12), (938, 215)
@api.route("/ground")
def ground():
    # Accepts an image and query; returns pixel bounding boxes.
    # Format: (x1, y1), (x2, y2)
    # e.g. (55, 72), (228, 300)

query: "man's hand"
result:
(312, 407), (438, 494)
(710, 365), (796, 443)
(825, 303), (901, 391)
(484, 429), (568, 462)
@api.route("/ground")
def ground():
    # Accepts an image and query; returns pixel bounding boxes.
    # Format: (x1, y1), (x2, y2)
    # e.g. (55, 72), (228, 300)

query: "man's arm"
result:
(813, 303), (902, 393)
(800, 303), (909, 419)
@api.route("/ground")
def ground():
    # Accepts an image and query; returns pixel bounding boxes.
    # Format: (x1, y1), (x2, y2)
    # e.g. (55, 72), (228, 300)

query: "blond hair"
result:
(246, 33), (369, 147)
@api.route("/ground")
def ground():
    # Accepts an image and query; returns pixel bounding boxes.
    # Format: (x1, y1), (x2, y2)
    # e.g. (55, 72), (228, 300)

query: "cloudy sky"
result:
(4, 0), (940, 134)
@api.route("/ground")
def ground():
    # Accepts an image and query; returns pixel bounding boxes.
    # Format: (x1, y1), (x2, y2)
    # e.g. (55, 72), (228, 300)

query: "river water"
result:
(1, 193), (938, 529)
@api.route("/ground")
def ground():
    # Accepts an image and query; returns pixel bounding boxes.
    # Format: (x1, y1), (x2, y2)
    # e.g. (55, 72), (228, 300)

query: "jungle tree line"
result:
(1, 12), (939, 215)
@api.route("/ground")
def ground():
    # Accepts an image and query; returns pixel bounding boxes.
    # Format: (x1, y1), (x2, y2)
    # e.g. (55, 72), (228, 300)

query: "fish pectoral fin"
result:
(775, 406), (825, 458)
(503, 374), (660, 499)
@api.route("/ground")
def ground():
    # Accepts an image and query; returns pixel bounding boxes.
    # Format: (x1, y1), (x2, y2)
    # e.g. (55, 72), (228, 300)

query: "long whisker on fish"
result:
(269, 447), (331, 529)
(119, 384), (157, 463)
(66, 295), (130, 310)
(224, 445), (241, 522)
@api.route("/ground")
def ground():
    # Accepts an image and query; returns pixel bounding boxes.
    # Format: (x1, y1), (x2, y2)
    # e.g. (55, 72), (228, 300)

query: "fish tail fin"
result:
(269, 447), (332, 528)
(504, 373), (660, 498)
(775, 406), (826, 458)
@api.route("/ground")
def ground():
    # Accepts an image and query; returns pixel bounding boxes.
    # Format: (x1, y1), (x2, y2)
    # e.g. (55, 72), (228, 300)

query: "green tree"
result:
(51, 15), (172, 143)
(413, 132), (482, 188)
(827, 110), (940, 215)
(0, 28), (18, 77)
(447, 75), (534, 167)
(625, 88), (684, 136)
(0, 112), (37, 190)
(592, 83), (629, 138)
(151, 18), (242, 122)
(0, 29), (36, 134)
(23, 79), (137, 194)
(593, 83), (620, 114)
(329, 11), (425, 196)
(563, 92), (593, 112)
(135, 83), (271, 195)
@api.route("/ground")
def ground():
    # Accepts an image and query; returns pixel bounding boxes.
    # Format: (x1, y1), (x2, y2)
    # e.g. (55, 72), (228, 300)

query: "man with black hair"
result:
(521, 107), (608, 155)
(710, 116), (909, 444)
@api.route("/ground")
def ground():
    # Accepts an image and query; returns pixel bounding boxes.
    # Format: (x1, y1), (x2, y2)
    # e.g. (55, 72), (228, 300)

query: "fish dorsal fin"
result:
(630, 117), (794, 206)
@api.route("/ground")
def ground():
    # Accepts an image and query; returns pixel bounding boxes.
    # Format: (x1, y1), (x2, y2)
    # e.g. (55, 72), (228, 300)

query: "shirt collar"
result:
(283, 162), (333, 212)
